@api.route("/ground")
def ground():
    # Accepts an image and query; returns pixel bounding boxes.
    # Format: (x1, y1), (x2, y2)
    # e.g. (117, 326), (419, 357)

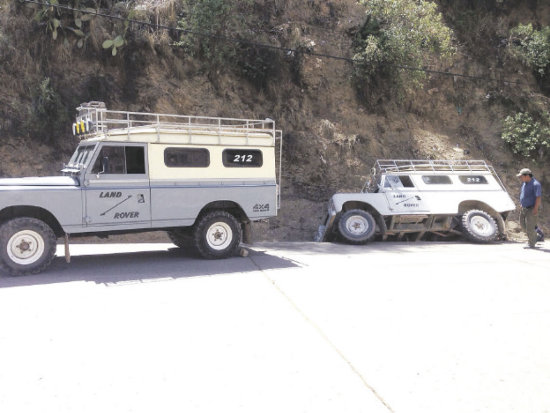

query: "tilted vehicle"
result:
(0, 102), (282, 275)
(316, 159), (516, 244)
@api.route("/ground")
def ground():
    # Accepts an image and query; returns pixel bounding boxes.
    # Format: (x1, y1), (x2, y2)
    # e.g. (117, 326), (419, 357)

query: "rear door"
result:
(83, 143), (151, 228)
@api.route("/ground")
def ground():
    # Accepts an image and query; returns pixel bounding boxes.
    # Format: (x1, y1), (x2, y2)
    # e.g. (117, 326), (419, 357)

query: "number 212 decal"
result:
(233, 154), (253, 163)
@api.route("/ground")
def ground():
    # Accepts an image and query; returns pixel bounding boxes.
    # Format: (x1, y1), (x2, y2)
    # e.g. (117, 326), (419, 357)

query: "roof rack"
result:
(73, 101), (278, 146)
(375, 159), (493, 174)
(365, 159), (507, 192)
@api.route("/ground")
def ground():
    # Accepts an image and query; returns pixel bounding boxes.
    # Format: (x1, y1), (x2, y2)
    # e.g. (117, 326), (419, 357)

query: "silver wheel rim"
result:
(345, 215), (370, 236)
(470, 215), (493, 237)
(7, 230), (45, 265)
(206, 222), (233, 251)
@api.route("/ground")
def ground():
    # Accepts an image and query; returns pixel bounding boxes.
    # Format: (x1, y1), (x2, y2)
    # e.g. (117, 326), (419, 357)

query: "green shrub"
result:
(508, 23), (550, 78)
(177, 0), (280, 88)
(501, 112), (550, 159)
(26, 78), (69, 142)
(353, 0), (454, 93)
(177, 0), (254, 66)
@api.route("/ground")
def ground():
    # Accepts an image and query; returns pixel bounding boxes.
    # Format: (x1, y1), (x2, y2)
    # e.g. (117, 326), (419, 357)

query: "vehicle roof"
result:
(375, 159), (496, 174)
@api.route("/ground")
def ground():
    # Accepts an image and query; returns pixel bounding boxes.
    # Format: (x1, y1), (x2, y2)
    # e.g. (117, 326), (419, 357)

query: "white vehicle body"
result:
(0, 102), (282, 275)
(318, 159), (516, 243)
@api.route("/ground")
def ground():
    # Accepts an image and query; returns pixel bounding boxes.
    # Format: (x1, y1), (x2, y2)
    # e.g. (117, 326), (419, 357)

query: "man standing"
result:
(517, 168), (542, 248)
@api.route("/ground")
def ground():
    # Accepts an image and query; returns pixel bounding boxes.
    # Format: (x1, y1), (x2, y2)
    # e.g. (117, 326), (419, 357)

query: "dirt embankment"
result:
(0, 0), (549, 241)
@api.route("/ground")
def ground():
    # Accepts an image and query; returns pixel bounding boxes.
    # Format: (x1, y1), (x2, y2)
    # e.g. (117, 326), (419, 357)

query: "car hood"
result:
(0, 176), (79, 187)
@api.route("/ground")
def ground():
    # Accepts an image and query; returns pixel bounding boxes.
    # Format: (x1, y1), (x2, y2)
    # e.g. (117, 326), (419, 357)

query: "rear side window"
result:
(459, 175), (488, 184)
(422, 175), (452, 185)
(223, 149), (263, 167)
(164, 148), (210, 168)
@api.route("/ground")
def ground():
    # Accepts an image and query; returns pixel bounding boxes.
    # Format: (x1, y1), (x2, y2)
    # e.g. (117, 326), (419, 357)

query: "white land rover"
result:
(0, 102), (282, 275)
(316, 159), (516, 244)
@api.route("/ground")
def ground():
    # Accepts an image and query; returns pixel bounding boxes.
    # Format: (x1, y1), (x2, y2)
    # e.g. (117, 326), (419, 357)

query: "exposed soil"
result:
(0, 0), (548, 242)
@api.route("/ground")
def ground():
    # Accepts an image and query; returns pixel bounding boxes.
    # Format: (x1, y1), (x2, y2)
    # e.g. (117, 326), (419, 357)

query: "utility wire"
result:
(20, 0), (523, 86)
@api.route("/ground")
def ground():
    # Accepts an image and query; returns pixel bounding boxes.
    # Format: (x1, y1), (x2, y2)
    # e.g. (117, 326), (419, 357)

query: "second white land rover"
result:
(317, 159), (516, 244)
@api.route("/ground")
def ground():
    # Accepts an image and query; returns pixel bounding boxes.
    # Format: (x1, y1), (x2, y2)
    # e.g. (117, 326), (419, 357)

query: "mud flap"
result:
(315, 213), (336, 242)
(64, 233), (71, 263)
(495, 214), (506, 240)
(315, 224), (327, 242)
(242, 222), (253, 244)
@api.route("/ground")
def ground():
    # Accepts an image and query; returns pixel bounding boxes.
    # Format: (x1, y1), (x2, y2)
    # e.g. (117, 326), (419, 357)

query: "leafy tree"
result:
(177, 0), (280, 88)
(501, 112), (550, 160)
(508, 23), (550, 78)
(177, 0), (254, 66)
(353, 0), (454, 93)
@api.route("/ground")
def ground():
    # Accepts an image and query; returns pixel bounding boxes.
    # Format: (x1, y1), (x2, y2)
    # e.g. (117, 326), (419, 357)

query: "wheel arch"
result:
(341, 201), (380, 216)
(0, 206), (64, 238)
(197, 201), (248, 223)
(458, 201), (505, 236)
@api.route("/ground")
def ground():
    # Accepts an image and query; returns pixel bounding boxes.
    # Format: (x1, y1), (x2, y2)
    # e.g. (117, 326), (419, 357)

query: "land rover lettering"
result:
(99, 191), (122, 198)
(113, 212), (140, 219)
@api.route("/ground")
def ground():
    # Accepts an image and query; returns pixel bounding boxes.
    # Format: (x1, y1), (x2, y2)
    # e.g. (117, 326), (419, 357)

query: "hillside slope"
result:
(0, 0), (548, 240)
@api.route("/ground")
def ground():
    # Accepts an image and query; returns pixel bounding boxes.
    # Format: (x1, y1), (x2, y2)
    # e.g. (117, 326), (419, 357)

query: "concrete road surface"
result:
(0, 241), (549, 413)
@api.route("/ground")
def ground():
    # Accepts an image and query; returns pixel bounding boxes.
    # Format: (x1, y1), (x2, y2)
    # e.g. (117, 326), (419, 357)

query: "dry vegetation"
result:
(0, 0), (549, 240)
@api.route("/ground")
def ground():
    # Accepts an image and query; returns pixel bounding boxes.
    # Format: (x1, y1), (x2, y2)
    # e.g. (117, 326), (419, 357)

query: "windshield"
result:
(66, 144), (96, 169)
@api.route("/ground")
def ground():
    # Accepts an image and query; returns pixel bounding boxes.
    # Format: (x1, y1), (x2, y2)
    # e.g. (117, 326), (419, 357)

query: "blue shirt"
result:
(520, 178), (542, 208)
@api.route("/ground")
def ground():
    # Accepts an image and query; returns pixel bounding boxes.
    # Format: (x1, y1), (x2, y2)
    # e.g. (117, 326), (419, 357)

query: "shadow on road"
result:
(0, 247), (301, 288)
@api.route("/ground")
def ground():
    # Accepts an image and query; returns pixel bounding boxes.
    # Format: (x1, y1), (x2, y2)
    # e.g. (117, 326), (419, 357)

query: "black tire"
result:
(0, 217), (57, 276)
(194, 211), (242, 259)
(461, 209), (498, 243)
(167, 227), (195, 249)
(338, 209), (377, 244)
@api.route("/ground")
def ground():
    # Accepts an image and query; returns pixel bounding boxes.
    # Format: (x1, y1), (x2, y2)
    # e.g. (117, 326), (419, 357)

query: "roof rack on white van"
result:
(371, 159), (507, 191)
(72, 101), (279, 147)
(375, 159), (493, 174)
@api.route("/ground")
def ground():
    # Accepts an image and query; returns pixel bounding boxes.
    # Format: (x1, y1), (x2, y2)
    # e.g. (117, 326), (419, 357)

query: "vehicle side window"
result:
(422, 175), (452, 184)
(91, 146), (146, 174)
(125, 146), (146, 174)
(459, 175), (488, 184)
(164, 148), (210, 167)
(384, 175), (414, 188)
(92, 146), (125, 174)
(222, 149), (263, 167)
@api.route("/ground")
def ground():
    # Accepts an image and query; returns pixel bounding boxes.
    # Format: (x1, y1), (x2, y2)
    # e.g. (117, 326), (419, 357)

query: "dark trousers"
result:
(519, 207), (538, 247)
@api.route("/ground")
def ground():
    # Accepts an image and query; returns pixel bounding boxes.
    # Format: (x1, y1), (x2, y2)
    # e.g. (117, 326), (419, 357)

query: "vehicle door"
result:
(83, 143), (151, 228)
(382, 175), (429, 213)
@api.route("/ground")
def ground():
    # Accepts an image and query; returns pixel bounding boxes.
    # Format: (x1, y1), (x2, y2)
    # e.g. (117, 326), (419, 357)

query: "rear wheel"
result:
(338, 209), (377, 244)
(0, 217), (57, 276)
(461, 209), (498, 243)
(194, 211), (242, 259)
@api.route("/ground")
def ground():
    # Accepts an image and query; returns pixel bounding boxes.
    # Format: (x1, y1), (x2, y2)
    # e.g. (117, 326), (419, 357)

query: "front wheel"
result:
(194, 211), (242, 259)
(461, 209), (498, 243)
(0, 218), (57, 276)
(338, 209), (377, 244)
